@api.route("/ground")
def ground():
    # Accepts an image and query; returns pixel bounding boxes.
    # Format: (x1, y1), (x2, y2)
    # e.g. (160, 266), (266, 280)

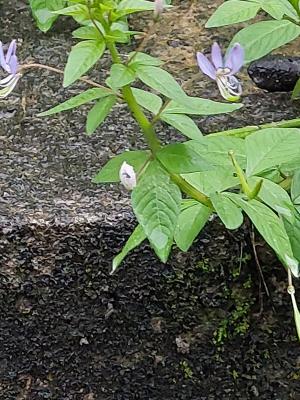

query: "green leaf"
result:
(174, 203), (212, 251)
(290, 0), (300, 9)
(93, 150), (150, 183)
(284, 211), (300, 261)
(105, 29), (131, 44)
(29, 0), (66, 32)
(258, 0), (286, 19)
(249, 177), (295, 222)
(291, 170), (300, 206)
(292, 78), (300, 99)
(117, 0), (156, 13)
(206, 0), (260, 28)
(136, 66), (189, 106)
(157, 143), (214, 174)
(63, 40), (106, 87)
(252, 0), (300, 21)
(106, 64), (136, 90)
(128, 52), (163, 68)
(211, 192), (243, 229)
(182, 169), (239, 196)
(38, 88), (110, 116)
(86, 95), (117, 135)
(112, 225), (146, 273)
(160, 113), (203, 140)
(131, 162), (182, 262)
(131, 88), (163, 114)
(187, 136), (246, 169)
(245, 128), (300, 176)
(72, 26), (101, 40)
(52, 3), (87, 16)
(163, 96), (243, 115)
(116, 0), (171, 16)
(229, 20), (300, 63)
(279, 0), (300, 20)
(228, 193), (299, 277)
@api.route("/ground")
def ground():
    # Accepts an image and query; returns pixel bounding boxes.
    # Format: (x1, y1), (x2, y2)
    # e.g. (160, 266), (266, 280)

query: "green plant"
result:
(206, 0), (300, 98)
(179, 360), (193, 379)
(3, 0), (300, 339)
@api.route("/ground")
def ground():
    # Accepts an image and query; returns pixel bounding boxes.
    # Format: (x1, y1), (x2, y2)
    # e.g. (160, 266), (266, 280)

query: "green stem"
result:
(87, 0), (106, 40)
(122, 85), (161, 154)
(105, 41), (161, 154)
(229, 151), (252, 198)
(209, 117), (300, 139)
(105, 42), (211, 206)
(170, 174), (212, 207)
(106, 42), (122, 63)
(151, 98), (171, 125)
(280, 176), (293, 191)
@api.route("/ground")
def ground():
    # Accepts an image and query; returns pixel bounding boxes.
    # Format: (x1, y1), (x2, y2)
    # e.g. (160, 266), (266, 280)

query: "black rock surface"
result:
(248, 55), (300, 92)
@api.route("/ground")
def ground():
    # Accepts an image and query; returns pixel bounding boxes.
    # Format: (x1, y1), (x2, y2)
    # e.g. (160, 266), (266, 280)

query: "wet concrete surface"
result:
(0, 0), (300, 399)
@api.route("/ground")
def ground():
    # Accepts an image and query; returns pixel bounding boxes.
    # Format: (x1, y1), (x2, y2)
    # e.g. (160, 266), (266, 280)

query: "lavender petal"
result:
(0, 41), (7, 71)
(225, 43), (244, 75)
(197, 52), (216, 80)
(9, 55), (19, 75)
(211, 42), (223, 70)
(5, 40), (16, 63)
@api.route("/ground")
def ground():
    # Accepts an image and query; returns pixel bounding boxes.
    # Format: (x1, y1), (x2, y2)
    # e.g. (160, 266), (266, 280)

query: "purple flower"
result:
(197, 42), (244, 101)
(0, 39), (21, 98)
(0, 40), (19, 74)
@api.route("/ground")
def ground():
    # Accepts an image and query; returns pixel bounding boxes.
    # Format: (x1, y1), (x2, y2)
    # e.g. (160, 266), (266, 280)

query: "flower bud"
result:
(154, 0), (164, 19)
(119, 161), (137, 191)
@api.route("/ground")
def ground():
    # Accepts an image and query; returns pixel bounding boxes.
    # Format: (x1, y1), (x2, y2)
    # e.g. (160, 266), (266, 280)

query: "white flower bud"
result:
(154, 0), (164, 19)
(119, 161), (137, 191)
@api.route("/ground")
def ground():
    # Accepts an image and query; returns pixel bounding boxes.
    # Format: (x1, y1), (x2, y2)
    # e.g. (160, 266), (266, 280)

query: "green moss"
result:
(213, 256), (254, 345)
(231, 369), (239, 380)
(179, 360), (193, 379)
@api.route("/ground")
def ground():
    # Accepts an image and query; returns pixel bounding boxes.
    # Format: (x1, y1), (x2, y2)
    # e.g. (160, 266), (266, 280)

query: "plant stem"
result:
(229, 151), (252, 197)
(279, 176), (292, 190)
(20, 63), (113, 93)
(170, 173), (212, 207)
(106, 42), (211, 206)
(122, 85), (161, 154)
(85, 5), (212, 207)
(105, 43), (161, 154)
(209, 117), (300, 138)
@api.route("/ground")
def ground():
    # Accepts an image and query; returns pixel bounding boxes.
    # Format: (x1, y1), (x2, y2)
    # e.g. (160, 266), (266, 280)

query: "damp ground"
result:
(0, 0), (300, 399)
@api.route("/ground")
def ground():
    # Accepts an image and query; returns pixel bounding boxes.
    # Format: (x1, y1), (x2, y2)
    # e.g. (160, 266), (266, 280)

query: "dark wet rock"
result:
(248, 55), (300, 92)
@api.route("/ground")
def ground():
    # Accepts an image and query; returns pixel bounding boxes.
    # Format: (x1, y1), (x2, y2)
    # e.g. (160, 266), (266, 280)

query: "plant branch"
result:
(19, 63), (113, 93)
(229, 151), (252, 198)
(105, 42), (212, 206)
(121, 84), (161, 154)
(209, 117), (300, 139)
(87, 0), (107, 39)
